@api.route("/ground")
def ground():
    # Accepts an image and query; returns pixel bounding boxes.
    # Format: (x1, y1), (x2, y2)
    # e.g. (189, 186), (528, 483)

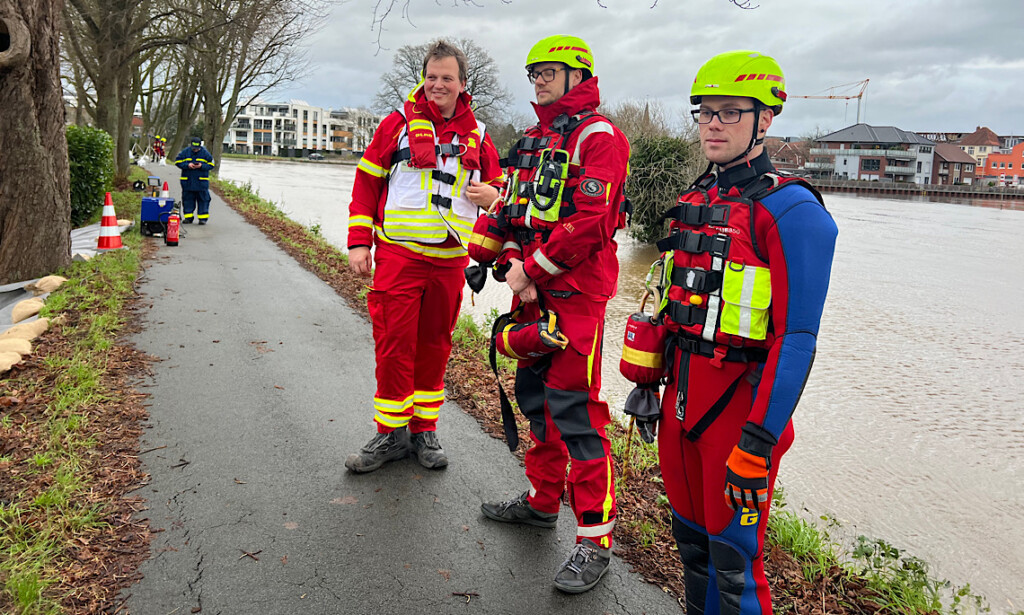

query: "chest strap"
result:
(430, 194), (452, 209)
(656, 230), (731, 257)
(391, 143), (467, 167)
(671, 267), (722, 294)
(662, 202), (731, 227)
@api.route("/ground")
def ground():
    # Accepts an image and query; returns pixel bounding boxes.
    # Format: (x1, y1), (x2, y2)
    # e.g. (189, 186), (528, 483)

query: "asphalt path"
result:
(125, 170), (681, 615)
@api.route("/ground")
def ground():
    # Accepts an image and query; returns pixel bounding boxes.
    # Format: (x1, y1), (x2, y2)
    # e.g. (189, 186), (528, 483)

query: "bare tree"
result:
(0, 1), (71, 283)
(193, 0), (328, 175)
(372, 37), (513, 130)
(602, 99), (675, 143)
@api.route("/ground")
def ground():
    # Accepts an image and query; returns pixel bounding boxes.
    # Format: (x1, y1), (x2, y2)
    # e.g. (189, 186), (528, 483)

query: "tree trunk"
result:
(0, 1), (71, 284)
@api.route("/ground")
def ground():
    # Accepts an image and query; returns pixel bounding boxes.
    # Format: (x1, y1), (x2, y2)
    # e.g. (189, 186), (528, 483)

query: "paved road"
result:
(125, 171), (681, 615)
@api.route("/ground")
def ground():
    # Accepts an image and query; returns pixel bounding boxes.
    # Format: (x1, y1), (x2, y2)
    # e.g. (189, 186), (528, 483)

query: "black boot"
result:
(553, 538), (611, 594)
(480, 491), (557, 528)
(410, 431), (448, 469)
(673, 516), (711, 614)
(344, 428), (409, 473)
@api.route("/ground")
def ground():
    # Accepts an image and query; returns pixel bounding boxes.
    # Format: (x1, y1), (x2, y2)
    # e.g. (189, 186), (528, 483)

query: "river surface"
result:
(219, 158), (1024, 611)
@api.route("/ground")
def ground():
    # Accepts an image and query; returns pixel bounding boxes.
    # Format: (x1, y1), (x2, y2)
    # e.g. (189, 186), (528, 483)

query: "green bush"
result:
(626, 134), (706, 244)
(67, 125), (115, 227)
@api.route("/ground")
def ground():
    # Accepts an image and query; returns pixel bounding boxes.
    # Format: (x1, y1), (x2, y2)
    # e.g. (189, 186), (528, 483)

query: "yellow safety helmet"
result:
(690, 50), (787, 115)
(525, 35), (594, 77)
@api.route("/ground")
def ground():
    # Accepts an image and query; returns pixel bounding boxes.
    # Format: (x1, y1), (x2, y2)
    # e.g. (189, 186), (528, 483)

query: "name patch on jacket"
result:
(580, 178), (605, 197)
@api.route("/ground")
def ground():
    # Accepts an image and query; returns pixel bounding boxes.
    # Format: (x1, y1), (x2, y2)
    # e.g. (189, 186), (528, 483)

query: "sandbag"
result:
(25, 275), (68, 296)
(0, 338), (32, 356)
(11, 298), (45, 324)
(0, 351), (22, 373)
(0, 317), (49, 341)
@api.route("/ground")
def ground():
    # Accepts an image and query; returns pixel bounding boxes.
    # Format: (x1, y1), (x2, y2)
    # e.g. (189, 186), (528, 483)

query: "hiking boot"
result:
(410, 431), (448, 469)
(553, 538), (611, 594)
(344, 428), (409, 473)
(183, 217), (194, 224)
(480, 491), (557, 528)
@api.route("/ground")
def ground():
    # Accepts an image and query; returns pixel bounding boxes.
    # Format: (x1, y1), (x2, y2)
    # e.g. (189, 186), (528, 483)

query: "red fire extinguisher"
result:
(165, 208), (180, 246)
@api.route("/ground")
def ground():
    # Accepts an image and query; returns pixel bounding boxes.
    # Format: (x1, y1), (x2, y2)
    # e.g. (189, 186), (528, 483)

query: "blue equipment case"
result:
(140, 196), (175, 236)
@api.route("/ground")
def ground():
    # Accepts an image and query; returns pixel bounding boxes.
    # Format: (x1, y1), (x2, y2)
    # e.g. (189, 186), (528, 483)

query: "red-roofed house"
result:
(931, 143), (977, 185)
(975, 142), (1024, 187)
(957, 126), (1001, 169)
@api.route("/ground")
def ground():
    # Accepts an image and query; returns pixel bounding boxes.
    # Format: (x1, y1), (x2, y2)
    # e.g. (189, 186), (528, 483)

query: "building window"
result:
(862, 159), (880, 171)
(955, 163), (960, 171)
(968, 147), (975, 154)
(1000, 162), (1006, 168)
(1010, 163), (1015, 169)
(920, 146), (932, 153)
(236, 131), (248, 140)
(967, 165), (974, 172)
(917, 161), (922, 172)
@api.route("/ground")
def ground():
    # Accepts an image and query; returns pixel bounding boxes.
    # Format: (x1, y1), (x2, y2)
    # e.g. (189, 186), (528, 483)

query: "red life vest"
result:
(657, 173), (823, 360)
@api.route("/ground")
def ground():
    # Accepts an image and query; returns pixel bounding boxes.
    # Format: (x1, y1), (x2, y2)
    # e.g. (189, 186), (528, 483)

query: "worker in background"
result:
(477, 35), (630, 594)
(174, 138), (214, 224)
(653, 50), (838, 614)
(344, 39), (504, 473)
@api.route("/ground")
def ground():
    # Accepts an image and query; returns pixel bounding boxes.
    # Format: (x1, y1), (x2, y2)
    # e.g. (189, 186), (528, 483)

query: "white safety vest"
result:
(381, 109), (485, 246)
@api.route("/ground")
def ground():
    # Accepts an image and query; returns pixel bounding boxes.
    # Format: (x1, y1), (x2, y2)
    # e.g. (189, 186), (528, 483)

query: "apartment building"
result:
(931, 143), (977, 185)
(810, 123), (936, 184)
(223, 99), (381, 156)
(975, 142), (1024, 187)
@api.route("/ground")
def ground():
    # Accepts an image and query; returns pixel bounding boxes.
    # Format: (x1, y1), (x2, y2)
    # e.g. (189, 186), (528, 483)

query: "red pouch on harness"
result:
(620, 293), (668, 384)
(468, 213), (504, 264)
(495, 310), (570, 360)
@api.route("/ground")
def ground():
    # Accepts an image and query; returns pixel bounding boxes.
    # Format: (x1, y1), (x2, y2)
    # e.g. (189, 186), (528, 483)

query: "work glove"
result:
(724, 422), (778, 512)
(624, 383), (661, 444)
(464, 263), (488, 293)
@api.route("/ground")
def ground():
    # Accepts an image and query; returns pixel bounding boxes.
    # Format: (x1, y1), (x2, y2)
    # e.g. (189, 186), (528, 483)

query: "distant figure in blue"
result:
(174, 138), (215, 224)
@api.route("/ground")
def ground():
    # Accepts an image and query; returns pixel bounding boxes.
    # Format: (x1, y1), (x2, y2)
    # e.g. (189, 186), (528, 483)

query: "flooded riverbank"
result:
(218, 158), (1024, 611)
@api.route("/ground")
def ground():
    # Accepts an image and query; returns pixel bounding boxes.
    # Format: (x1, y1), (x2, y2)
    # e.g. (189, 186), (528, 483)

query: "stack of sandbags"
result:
(1, 277), (66, 375)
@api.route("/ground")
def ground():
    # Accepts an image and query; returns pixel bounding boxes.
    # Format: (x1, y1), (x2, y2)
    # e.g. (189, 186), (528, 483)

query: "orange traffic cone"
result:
(96, 192), (124, 251)
(160, 181), (170, 198)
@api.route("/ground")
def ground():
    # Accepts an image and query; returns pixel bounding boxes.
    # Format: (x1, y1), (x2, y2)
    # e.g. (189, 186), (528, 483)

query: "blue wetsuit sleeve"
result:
(748, 190), (838, 439)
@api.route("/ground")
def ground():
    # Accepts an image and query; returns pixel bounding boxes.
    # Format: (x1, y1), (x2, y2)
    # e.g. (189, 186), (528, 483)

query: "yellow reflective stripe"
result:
(408, 119), (434, 133)
(414, 390), (444, 403)
(621, 345), (663, 369)
(180, 177), (188, 180)
(178, 158), (193, 162)
(720, 263), (771, 340)
(412, 406), (440, 419)
(407, 79), (424, 102)
(373, 225), (468, 258)
(603, 456), (614, 522)
(501, 324), (528, 360)
(533, 249), (565, 276)
(470, 233), (502, 253)
(349, 215), (373, 228)
(199, 177), (209, 180)
(587, 322), (598, 388)
(374, 395), (414, 411)
(358, 157), (388, 178)
(374, 411), (409, 428)
(197, 214), (209, 219)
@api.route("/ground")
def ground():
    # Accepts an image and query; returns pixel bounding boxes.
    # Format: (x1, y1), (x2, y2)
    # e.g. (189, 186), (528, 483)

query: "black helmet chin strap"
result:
(719, 104), (765, 169)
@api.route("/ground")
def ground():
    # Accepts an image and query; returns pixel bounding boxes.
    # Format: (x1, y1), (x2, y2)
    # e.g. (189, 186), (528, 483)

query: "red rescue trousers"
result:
(366, 246), (465, 434)
(659, 351), (793, 615)
(513, 292), (616, 549)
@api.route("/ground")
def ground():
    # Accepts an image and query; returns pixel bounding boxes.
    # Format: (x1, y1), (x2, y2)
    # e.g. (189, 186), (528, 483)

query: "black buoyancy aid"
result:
(656, 172), (824, 362)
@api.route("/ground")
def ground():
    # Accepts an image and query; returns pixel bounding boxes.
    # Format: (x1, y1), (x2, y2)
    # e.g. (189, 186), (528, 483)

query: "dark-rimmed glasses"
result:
(527, 67), (567, 84)
(691, 108), (756, 125)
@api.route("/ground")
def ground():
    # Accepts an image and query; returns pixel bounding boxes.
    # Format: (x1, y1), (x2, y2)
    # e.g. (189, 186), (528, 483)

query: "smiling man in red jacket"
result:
(345, 40), (504, 473)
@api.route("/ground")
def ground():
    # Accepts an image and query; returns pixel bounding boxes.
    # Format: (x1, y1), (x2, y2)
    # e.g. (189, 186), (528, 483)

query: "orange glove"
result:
(724, 423), (777, 512)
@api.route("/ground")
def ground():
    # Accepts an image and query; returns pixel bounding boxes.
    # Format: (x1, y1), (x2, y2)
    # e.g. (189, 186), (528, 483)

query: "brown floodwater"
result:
(220, 158), (1024, 612)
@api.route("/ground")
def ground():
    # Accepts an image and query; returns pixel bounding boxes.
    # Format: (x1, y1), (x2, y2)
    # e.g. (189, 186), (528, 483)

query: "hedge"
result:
(67, 125), (115, 227)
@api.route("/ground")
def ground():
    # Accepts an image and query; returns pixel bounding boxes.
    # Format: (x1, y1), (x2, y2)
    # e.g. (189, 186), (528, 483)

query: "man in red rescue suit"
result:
(476, 35), (630, 594)
(345, 40), (504, 473)
(645, 51), (837, 614)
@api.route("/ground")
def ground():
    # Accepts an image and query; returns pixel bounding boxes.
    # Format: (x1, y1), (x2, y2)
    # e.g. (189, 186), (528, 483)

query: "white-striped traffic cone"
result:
(96, 192), (124, 251)
(160, 181), (170, 198)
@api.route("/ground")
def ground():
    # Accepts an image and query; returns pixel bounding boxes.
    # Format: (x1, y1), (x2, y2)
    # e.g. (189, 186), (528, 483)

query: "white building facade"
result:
(810, 124), (936, 184)
(223, 99), (382, 156)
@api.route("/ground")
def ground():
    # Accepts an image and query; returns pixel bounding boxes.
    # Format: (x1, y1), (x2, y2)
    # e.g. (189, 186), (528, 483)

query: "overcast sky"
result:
(278, 0), (1024, 139)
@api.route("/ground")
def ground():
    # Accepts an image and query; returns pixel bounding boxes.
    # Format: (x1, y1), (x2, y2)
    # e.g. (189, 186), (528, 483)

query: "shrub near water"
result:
(67, 125), (115, 227)
(626, 134), (706, 244)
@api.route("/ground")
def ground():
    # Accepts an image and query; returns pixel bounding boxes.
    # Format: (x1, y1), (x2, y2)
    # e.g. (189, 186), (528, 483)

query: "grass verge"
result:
(210, 177), (1004, 615)
(0, 166), (153, 614)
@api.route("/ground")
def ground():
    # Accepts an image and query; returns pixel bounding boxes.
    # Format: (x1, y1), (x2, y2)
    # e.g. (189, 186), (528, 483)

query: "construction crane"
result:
(790, 79), (870, 124)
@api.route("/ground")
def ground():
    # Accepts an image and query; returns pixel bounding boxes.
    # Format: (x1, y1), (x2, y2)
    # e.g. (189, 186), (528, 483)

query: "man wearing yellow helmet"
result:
(650, 51), (838, 614)
(476, 35), (631, 594)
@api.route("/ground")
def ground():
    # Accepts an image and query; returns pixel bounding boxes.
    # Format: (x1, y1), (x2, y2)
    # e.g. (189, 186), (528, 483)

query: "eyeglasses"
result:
(691, 108), (756, 125)
(526, 67), (566, 84)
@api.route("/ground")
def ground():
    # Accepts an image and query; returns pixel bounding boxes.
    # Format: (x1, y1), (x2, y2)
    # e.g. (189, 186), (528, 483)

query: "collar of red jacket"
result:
(531, 77), (601, 128)
(405, 82), (477, 134)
